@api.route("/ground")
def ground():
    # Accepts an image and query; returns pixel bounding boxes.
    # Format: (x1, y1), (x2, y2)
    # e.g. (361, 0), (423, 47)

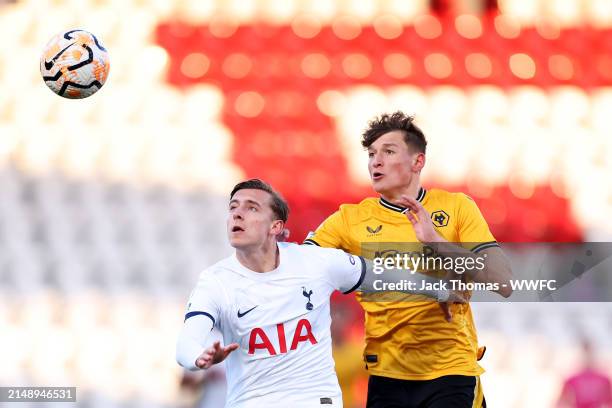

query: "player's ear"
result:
(269, 220), (284, 236)
(412, 152), (425, 173)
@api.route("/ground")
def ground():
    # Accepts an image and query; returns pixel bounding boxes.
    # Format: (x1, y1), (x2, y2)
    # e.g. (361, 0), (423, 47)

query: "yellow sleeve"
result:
(456, 193), (498, 253)
(303, 209), (350, 250)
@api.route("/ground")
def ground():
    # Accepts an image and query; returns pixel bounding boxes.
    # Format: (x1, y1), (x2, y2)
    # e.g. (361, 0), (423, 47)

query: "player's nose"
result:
(371, 154), (383, 168)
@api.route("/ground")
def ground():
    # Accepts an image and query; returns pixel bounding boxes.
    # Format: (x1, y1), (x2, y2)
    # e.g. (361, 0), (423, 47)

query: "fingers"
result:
(196, 349), (215, 369)
(412, 199), (430, 217)
(398, 197), (419, 224)
(398, 195), (430, 226)
(396, 197), (415, 213)
(195, 341), (241, 369)
(223, 343), (239, 356)
(399, 195), (417, 209)
(399, 195), (418, 206)
(438, 302), (453, 323)
(444, 307), (452, 322)
(196, 341), (223, 369)
(195, 357), (208, 369)
(405, 210), (418, 225)
(225, 343), (239, 352)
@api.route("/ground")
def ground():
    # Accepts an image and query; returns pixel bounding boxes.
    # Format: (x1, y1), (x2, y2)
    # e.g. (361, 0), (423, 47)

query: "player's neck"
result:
(235, 241), (280, 273)
(380, 181), (422, 206)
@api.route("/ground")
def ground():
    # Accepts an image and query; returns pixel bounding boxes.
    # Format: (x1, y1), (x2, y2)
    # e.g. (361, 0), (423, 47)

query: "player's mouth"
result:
(231, 226), (245, 233)
(372, 172), (384, 181)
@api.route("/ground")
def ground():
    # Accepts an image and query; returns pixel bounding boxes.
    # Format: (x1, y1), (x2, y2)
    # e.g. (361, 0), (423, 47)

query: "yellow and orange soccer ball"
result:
(40, 29), (110, 99)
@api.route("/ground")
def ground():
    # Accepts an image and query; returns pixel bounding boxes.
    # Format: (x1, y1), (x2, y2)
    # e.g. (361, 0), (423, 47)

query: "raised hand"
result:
(397, 195), (441, 243)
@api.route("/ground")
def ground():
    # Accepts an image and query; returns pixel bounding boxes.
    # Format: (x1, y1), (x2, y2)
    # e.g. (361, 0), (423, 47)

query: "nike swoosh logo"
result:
(237, 306), (258, 318)
(44, 42), (76, 70)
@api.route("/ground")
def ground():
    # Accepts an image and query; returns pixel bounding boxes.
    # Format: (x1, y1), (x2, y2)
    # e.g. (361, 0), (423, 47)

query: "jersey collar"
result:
(378, 187), (426, 213)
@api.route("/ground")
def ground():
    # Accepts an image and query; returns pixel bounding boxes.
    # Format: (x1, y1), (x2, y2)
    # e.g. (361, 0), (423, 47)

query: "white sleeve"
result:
(176, 271), (224, 370)
(321, 248), (366, 294)
(184, 271), (223, 326)
(176, 314), (214, 370)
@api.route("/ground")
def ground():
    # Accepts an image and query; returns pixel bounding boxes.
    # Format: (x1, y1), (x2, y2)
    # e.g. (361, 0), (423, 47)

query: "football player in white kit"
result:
(176, 179), (461, 408)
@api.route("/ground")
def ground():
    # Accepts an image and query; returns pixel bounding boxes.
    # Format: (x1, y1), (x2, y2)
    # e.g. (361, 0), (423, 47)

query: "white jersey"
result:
(185, 242), (365, 408)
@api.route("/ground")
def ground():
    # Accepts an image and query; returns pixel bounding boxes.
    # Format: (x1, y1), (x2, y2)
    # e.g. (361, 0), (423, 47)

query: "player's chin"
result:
(370, 179), (386, 193)
(228, 235), (251, 249)
(228, 235), (243, 247)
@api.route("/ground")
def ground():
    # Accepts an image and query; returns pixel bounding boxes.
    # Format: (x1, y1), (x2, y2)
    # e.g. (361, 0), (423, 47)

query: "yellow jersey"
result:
(304, 188), (498, 381)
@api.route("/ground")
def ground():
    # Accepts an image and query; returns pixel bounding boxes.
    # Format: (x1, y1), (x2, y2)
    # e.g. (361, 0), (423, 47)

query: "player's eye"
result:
(368, 151), (374, 158)
(385, 149), (394, 155)
(249, 206), (258, 212)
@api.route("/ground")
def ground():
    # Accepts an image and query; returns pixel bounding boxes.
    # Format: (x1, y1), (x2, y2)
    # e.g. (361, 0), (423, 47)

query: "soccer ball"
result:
(40, 29), (110, 99)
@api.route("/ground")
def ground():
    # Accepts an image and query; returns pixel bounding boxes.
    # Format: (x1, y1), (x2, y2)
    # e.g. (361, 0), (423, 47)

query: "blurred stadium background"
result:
(1, 0), (612, 407)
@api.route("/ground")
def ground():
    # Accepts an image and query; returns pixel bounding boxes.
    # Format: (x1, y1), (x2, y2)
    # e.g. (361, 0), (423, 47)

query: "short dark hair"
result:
(230, 179), (289, 223)
(361, 111), (427, 153)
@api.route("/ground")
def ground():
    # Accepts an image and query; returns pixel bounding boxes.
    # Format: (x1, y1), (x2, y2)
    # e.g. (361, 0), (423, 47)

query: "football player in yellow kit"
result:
(304, 112), (513, 408)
